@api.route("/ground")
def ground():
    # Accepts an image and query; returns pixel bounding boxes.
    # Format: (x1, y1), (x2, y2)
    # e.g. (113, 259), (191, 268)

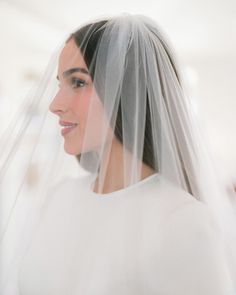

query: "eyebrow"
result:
(56, 67), (89, 80)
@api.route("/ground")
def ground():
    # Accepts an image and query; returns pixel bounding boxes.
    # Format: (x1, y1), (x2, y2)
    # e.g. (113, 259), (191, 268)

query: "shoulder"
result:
(154, 178), (221, 246)
(146, 180), (232, 294)
(144, 174), (221, 241)
(163, 198), (220, 241)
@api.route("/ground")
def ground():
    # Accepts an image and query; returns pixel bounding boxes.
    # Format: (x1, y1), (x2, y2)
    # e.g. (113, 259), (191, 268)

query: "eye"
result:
(71, 77), (88, 88)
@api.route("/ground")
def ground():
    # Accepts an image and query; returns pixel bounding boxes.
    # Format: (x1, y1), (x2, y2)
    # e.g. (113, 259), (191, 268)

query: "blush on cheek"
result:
(70, 90), (112, 153)
(88, 95), (110, 140)
(73, 89), (96, 116)
(76, 92), (105, 124)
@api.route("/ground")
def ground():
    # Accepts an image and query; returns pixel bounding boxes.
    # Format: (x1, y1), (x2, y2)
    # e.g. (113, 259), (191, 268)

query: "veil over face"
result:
(49, 39), (112, 156)
(48, 14), (198, 195)
(0, 13), (236, 293)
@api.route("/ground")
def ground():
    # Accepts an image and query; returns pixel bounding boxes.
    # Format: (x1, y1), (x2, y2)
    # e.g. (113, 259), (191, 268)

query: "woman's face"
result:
(49, 38), (108, 155)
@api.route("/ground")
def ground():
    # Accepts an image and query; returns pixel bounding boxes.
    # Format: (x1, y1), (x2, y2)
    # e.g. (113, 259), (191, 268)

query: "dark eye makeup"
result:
(70, 77), (88, 88)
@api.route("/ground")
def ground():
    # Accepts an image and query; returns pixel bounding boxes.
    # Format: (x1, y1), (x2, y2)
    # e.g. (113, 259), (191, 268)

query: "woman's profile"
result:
(0, 13), (235, 294)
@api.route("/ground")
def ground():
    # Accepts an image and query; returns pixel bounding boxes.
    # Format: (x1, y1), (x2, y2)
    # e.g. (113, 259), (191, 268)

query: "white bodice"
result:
(18, 173), (232, 295)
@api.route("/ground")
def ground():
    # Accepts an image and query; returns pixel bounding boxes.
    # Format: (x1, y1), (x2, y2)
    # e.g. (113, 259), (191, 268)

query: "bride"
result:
(1, 13), (235, 294)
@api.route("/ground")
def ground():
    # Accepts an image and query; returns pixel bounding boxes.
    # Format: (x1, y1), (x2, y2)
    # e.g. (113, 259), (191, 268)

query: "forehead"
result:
(58, 38), (88, 71)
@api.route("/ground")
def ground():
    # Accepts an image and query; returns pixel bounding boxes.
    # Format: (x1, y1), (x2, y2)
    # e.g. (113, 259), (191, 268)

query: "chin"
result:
(64, 144), (80, 155)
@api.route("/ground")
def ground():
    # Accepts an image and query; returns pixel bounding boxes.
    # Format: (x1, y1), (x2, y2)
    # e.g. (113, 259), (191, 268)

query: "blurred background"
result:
(0, 3), (235, 291)
(0, 0), (236, 189)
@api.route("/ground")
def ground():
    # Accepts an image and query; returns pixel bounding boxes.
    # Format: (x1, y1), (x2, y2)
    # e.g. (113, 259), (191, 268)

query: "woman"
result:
(1, 14), (235, 294)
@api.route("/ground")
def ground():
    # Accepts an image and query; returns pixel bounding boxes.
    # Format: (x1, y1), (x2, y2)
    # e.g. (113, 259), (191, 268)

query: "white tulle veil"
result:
(0, 13), (235, 293)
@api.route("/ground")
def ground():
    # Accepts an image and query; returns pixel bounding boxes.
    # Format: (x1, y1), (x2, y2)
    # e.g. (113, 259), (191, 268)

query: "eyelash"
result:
(70, 77), (88, 88)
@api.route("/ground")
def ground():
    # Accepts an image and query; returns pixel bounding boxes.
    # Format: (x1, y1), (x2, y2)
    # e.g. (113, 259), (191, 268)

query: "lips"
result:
(59, 120), (78, 135)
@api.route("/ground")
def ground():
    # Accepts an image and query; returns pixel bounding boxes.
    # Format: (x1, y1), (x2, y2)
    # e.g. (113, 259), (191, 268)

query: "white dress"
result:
(18, 173), (233, 295)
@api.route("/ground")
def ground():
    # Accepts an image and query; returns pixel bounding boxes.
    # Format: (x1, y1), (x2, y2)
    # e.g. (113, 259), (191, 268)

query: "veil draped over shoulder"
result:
(0, 13), (235, 294)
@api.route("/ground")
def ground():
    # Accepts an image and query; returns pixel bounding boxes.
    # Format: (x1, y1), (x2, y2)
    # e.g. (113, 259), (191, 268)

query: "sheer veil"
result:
(0, 13), (235, 293)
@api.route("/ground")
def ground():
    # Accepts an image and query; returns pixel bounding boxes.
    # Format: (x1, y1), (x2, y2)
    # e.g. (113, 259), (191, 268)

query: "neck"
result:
(93, 138), (155, 194)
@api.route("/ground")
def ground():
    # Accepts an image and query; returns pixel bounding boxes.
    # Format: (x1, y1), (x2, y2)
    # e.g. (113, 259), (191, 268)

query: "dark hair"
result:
(69, 20), (157, 171)
(69, 20), (182, 173)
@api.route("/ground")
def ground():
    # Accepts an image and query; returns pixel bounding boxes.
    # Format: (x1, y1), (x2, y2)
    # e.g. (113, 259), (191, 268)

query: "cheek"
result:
(73, 91), (105, 127)
(79, 94), (111, 139)
(70, 90), (92, 121)
(70, 90), (113, 152)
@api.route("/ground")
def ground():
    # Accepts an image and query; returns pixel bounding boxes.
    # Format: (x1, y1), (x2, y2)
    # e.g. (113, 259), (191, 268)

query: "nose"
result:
(49, 89), (68, 116)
